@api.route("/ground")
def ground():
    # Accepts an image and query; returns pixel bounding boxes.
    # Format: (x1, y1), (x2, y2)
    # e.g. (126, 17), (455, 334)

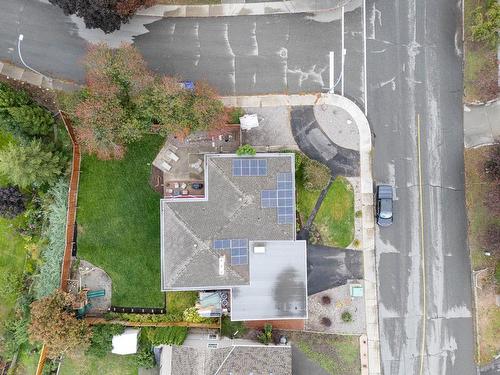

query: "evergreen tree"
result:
(0, 140), (65, 189)
(7, 105), (55, 136)
(0, 83), (30, 109)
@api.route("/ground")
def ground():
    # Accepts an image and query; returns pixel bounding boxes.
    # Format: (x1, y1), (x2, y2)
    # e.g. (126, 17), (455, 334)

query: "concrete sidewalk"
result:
(0, 60), (80, 92)
(136, 0), (350, 17)
(464, 102), (500, 148)
(221, 93), (380, 375)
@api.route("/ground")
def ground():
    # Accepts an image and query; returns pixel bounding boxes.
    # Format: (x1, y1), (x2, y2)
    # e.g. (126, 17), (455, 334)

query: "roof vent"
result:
(254, 245), (266, 254)
(218, 256), (225, 275)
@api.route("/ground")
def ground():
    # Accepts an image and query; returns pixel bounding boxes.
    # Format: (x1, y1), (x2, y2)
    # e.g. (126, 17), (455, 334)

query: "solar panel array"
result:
(213, 239), (248, 265)
(232, 159), (267, 177)
(260, 172), (294, 224)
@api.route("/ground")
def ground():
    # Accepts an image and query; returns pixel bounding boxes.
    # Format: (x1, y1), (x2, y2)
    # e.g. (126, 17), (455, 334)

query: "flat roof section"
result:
(230, 240), (308, 321)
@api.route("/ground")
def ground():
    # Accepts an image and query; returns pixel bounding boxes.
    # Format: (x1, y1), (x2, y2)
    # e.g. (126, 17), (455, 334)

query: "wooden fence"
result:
(85, 317), (220, 329)
(37, 112), (80, 375)
(59, 111), (80, 291)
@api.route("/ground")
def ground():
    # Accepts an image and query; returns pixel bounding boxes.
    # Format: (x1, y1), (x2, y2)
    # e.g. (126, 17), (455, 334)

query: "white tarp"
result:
(239, 114), (259, 130)
(112, 328), (139, 355)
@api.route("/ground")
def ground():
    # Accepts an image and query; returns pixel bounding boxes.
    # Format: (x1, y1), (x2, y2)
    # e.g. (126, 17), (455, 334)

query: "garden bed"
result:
(77, 135), (165, 308)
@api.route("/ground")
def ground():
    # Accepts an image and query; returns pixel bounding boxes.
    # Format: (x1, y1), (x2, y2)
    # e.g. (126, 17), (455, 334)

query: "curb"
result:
(0, 60), (81, 92)
(220, 93), (381, 375)
(137, 0), (351, 17)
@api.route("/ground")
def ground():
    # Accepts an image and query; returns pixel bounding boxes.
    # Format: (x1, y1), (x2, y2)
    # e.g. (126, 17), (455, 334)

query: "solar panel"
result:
(232, 159), (267, 176)
(213, 238), (248, 265)
(260, 172), (294, 224)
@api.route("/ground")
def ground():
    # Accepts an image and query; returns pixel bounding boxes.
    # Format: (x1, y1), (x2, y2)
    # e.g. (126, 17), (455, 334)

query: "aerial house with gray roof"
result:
(160, 153), (307, 321)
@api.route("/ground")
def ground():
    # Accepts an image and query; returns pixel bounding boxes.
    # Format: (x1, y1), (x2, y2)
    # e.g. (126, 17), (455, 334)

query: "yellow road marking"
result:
(417, 113), (427, 375)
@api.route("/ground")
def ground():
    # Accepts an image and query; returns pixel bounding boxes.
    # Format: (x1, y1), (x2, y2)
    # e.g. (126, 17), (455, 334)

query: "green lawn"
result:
(313, 177), (354, 248)
(288, 332), (360, 375)
(78, 135), (165, 307)
(295, 167), (321, 224)
(166, 291), (198, 315)
(59, 353), (138, 375)
(0, 215), (26, 338)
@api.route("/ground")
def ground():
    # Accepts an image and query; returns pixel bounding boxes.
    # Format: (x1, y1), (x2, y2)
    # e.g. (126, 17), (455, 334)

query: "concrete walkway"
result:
(137, 0), (351, 17)
(0, 60), (81, 92)
(464, 102), (500, 148)
(221, 93), (380, 375)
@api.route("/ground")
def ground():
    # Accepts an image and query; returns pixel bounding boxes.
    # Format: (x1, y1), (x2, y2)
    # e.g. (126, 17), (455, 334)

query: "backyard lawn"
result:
(77, 135), (165, 307)
(59, 353), (138, 375)
(285, 331), (360, 375)
(166, 291), (198, 315)
(313, 177), (354, 248)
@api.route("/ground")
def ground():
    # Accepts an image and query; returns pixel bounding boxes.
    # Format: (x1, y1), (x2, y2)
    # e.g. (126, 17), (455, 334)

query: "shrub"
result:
(236, 144), (256, 156)
(144, 326), (188, 346)
(227, 107), (245, 124)
(2, 315), (30, 358)
(136, 348), (155, 368)
(321, 317), (332, 327)
(302, 158), (331, 192)
(355, 210), (362, 218)
(0, 186), (26, 218)
(221, 316), (247, 338)
(341, 311), (352, 323)
(471, 2), (500, 47)
(484, 144), (500, 181)
(87, 324), (125, 357)
(258, 324), (273, 345)
(183, 307), (204, 323)
(33, 179), (69, 299)
(321, 295), (331, 305)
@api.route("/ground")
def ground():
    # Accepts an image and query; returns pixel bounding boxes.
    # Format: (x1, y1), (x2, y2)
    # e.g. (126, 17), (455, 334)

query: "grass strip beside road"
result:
(464, 146), (500, 364)
(313, 177), (354, 248)
(77, 135), (165, 308)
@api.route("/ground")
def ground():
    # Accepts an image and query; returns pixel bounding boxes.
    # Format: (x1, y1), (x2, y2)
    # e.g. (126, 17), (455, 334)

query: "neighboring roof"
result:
(111, 328), (139, 355)
(168, 345), (292, 375)
(231, 241), (308, 321)
(161, 154), (296, 290)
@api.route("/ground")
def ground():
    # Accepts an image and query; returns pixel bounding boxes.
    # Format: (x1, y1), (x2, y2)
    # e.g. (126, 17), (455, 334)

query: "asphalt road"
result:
(366, 0), (475, 374)
(0, 0), (365, 105)
(0, 1), (476, 374)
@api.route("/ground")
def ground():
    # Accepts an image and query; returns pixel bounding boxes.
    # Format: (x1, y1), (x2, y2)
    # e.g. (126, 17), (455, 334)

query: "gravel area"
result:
(313, 105), (359, 151)
(69, 259), (112, 313)
(306, 283), (366, 335)
(240, 106), (298, 150)
(345, 176), (362, 250)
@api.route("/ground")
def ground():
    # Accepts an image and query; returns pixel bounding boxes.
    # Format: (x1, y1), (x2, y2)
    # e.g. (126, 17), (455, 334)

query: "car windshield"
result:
(379, 199), (392, 219)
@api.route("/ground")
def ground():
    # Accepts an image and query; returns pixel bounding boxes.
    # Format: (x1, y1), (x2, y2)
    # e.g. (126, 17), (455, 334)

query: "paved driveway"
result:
(307, 244), (363, 295)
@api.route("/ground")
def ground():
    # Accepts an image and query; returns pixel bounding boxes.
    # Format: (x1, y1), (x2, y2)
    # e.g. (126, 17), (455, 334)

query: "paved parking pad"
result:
(307, 244), (363, 295)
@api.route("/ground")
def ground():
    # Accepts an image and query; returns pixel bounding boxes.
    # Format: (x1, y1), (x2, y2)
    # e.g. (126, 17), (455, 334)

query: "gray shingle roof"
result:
(170, 345), (292, 375)
(161, 154), (296, 290)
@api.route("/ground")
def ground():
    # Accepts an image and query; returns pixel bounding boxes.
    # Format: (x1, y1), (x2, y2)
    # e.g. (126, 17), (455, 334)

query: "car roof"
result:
(377, 185), (393, 198)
